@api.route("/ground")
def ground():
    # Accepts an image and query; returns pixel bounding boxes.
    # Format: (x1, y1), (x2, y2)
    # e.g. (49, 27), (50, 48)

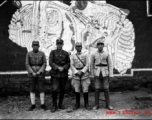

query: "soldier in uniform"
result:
(49, 39), (70, 113)
(71, 42), (91, 110)
(90, 37), (114, 110)
(25, 41), (47, 111)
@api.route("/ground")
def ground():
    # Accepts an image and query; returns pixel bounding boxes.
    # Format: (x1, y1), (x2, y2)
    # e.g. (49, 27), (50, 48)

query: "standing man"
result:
(71, 42), (91, 110)
(49, 39), (70, 113)
(90, 37), (114, 110)
(26, 41), (47, 111)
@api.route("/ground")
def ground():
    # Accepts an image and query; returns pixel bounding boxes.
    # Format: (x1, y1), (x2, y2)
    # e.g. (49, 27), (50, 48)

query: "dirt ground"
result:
(1, 89), (152, 119)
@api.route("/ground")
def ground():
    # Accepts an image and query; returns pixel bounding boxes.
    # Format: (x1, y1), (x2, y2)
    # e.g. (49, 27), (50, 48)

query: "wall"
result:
(0, 0), (152, 95)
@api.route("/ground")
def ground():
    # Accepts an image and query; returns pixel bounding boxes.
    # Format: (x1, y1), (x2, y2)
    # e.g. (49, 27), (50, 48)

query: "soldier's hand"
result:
(36, 71), (41, 76)
(109, 77), (113, 82)
(32, 72), (37, 77)
(77, 71), (82, 76)
(90, 75), (95, 80)
(58, 67), (64, 72)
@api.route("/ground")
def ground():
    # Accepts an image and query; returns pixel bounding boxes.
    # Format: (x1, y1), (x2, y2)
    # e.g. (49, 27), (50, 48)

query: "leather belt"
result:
(31, 65), (41, 67)
(96, 64), (107, 67)
(76, 67), (83, 70)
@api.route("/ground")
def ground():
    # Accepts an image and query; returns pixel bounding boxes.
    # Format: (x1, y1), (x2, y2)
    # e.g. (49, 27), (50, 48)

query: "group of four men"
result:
(25, 36), (114, 112)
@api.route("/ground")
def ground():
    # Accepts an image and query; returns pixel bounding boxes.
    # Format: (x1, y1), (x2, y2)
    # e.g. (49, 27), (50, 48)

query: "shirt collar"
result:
(77, 52), (81, 55)
(97, 50), (104, 53)
(57, 49), (62, 52)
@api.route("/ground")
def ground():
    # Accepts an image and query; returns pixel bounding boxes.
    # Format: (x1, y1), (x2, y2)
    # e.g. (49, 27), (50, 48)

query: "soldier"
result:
(90, 37), (114, 110)
(71, 42), (91, 110)
(25, 41), (47, 111)
(49, 39), (70, 113)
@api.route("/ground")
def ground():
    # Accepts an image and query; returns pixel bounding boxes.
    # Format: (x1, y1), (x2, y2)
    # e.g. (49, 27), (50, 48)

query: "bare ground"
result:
(1, 89), (152, 119)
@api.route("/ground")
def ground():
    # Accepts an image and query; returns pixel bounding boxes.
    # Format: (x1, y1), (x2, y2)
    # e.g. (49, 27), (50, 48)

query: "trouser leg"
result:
(58, 77), (67, 109)
(83, 93), (91, 110)
(73, 92), (80, 110)
(93, 89), (100, 110)
(51, 77), (59, 112)
(104, 89), (113, 110)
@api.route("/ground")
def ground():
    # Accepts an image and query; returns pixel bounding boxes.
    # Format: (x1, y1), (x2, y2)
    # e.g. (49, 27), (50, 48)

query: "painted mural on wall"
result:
(8, 1), (135, 75)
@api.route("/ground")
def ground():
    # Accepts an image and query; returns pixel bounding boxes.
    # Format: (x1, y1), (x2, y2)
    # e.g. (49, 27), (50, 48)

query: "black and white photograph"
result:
(0, 0), (152, 119)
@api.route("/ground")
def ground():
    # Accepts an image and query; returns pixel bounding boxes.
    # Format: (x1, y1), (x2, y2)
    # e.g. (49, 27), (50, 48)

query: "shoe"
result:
(106, 105), (114, 110)
(85, 104), (91, 110)
(41, 104), (48, 111)
(28, 105), (36, 111)
(51, 105), (57, 113)
(92, 105), (99, 110)
(73, 104), (80, 110)
(58, 104), (65, 109)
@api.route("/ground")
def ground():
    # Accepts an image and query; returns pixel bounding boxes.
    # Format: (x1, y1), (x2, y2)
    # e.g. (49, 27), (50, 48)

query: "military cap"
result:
(96, 36), (105, 45)
(75, 42), (82, 47)
(32, 41), (39, 46)
(56, 39), (64, 44)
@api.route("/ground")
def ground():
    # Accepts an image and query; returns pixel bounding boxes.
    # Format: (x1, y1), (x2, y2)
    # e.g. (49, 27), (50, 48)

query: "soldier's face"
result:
(56, 43), (63, 50)
(97, 43), (104, 51)
(32, 44), (39, 52)
(76, 46), (82, 52)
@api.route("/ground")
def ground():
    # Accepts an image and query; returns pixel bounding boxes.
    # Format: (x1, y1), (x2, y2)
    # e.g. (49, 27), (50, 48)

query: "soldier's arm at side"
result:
(90, 53), (95, 77)
(63, 52), (70, 71)
(49, 50), (59, 70)
(70, 54), (78, 74)
(38, 52), (47, 74)
(25, 53), (34, 74)
(107, 54), (113, 77)
(81, 54), (89, 74)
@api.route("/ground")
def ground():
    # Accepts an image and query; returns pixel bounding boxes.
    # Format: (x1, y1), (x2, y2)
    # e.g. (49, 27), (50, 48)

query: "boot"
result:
(58, 92), (65, 109)
(104, 89), (113, 110)
(84, 93), (91, 110)
(73, 92), (80, 110)
(51, 92), (57, 113)
(92, 90), (100, 110)
(28, 105), (36, 111)
(41, 104), (48, 111)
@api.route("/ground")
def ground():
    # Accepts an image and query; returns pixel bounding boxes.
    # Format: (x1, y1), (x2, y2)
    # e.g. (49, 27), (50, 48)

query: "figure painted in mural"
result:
(25, 41), (47, 111)
(71, 42), (91, 110)
(90, 37), (114, 110)
(49, 39), (70, 113)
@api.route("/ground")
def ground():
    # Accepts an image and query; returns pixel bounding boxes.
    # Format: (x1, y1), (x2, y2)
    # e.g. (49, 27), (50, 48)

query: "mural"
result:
(8, 1), (135, 75)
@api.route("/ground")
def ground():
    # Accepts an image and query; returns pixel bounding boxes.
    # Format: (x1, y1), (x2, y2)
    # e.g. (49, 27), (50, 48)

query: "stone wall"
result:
(1, 71), (152, 96)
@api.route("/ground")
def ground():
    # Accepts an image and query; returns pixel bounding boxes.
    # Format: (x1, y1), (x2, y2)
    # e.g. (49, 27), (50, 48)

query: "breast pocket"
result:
(81, 56), (86, 64)
(29, 55), (35, 64)
(94, 56), (100, 63)
(38, 55), (43, 64)
(73, 58), (78, 64)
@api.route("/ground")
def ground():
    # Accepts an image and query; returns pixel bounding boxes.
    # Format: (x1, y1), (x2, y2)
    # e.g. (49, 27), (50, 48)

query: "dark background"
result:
(0, 0), (152, 71)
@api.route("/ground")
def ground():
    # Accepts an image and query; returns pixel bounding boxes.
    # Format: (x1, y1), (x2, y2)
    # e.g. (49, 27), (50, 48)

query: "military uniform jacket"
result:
(26, 51), (47, 77)
(49, 49), (70, 78)
(71, 52), (89, 80)
(90, 50), (113, 77)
